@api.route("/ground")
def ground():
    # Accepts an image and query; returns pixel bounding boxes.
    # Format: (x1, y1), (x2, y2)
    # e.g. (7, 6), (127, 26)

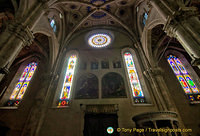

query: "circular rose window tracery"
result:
(88, 34), (111, 48)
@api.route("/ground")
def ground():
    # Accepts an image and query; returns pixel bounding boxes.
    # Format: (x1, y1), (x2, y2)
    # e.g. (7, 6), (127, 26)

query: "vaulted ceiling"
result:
(52, 0), (136, 34)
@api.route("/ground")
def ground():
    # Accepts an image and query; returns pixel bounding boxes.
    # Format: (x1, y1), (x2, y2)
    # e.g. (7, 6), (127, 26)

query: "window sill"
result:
(190, 101), (200, 104)
(132, 103), (154, 106)
(0, 107), (18, 110)
(50, 106), (71, 109)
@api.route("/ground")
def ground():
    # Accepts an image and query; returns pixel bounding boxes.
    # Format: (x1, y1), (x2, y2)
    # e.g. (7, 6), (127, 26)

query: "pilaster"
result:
(144, 67), (175, 111)
(21, 72), (52, 136)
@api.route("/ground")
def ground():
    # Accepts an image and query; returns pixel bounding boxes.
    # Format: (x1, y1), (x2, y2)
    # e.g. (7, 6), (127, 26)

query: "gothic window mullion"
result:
(58, 55), (77, 107)
(8, 62), (37, 106)
(124, 52), (145, 103)
(167, 55), (200, 102)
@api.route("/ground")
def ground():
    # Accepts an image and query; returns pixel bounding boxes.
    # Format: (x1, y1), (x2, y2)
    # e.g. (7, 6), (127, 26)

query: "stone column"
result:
(144, 67), (175, 111)
(0, 23), (34, 81)
(135, 43), (172, 111)
(143, 68), (167, 111)
(21, 71), (52, 136)
(151, 67), (176, 111)
(165, 19), (200, 68)
(0, 2), (48, 81)
(150, 0), (200, 68)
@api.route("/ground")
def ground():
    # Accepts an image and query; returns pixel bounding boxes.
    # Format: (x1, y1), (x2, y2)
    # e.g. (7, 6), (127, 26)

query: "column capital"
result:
(0, 65), (9, 74)
(6, 21), (34, 47)
(191, 58), (200, 67)
(163, 6), (199, 37)
(144, 67), (164, 79)
(163, 19), (178, 38)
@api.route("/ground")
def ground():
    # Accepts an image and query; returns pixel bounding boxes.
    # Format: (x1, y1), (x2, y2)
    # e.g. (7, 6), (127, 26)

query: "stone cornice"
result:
(83, 104), (119, 114)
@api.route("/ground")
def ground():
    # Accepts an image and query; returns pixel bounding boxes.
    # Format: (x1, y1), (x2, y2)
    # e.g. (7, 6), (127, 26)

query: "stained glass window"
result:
(58, 55), (77, 107)
(124, 52), (145, 103)
(167, 55), (200, 102)
(88, 34), (111, 48)
(143, 12), (148, 25)
(7, 62), (37, 106)
(50, 19), (56, 32)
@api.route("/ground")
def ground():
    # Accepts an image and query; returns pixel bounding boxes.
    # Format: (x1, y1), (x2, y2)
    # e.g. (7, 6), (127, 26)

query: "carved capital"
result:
(191, 58), (200, 66)
(0, 66), (9, 75)
(0, 63), (9, 74)
(163, 5), (199, 38)
(144, 67), (163, 79)
(163, 19), (178, 38)
(6, 21), (34, 46)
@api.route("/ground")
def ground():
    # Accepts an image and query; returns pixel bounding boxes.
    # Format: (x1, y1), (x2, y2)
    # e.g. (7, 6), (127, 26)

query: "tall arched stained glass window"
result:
(58, 55), (77, 107)
(124, 52), (145, 103)
(7, 62), (37, 106)
(167, 55), (200, 102)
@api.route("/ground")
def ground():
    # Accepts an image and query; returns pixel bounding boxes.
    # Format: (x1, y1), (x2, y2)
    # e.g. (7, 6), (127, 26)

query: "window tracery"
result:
(7, 62), (37, 106)
(123, 52), (145, 103)
(58, 55), (77, 107)
(167, 55), (200, 102)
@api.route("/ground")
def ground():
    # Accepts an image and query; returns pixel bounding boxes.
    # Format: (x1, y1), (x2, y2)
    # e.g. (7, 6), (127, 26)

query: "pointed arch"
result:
(167, 55), (200, 102)
(7, 62), (37, 106)
(121, 48), (149, 104)
(58, 52), (78, 107)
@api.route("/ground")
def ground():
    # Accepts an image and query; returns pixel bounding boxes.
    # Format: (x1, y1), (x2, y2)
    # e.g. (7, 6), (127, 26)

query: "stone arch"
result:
(142, 24), (166, 67)
(32, 28), (59, 68)
(135, 0), (150, 36)
(159, 47), (200, 104)
(46, 7), (64, 41)
(53, 50), (79, 107)
(0, 32), (51, 107)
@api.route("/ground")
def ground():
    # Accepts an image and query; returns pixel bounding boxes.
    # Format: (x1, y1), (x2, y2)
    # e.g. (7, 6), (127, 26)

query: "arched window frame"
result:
(54, 50), (79, 108)
(121, 48), (150, 104)
(167, 54), (200, 103)
(0, 60), (38, 107)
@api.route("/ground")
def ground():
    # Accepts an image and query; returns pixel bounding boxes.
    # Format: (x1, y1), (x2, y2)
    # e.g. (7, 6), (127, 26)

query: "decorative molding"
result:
(7, 22), (34, 47)
(163, 5), (199, 38)
(0, 65), (9, 75)
(132, 111), (178, 123)
(84, 104), (119, 113)
(144, 67), (163, 79)
(163, 18), (178, 38)
(191, 58), (200, 66)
